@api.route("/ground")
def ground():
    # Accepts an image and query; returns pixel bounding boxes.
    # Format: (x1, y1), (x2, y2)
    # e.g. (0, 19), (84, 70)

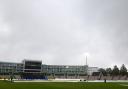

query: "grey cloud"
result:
(0, 0), (128, 68)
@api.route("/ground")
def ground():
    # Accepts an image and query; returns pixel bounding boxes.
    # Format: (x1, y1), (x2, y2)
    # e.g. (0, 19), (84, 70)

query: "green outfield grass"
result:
(0, 80), (128, 89)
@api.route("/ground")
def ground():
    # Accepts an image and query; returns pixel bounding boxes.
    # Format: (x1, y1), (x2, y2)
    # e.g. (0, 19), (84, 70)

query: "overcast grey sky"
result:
(0, 0), (128, 68)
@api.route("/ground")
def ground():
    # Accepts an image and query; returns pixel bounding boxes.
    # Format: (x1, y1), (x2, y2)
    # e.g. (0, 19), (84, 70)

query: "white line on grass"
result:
(119, 84), (128, 86)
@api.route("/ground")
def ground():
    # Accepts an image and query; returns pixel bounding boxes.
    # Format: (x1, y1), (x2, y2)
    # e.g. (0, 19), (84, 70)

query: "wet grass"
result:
(0, 80), (128, 89)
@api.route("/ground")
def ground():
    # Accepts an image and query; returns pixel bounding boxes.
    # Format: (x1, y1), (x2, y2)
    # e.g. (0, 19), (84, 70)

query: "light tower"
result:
(84, 52), (89, 80)
(84, 53), (89, 66)
(86, 55), (87, 66)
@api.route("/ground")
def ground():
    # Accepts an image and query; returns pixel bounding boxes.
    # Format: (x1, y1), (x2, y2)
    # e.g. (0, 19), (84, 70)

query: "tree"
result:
(106, 68), (112, 76)
(98, 68), (107, 76)
(120, 64), (127, 76)
(112, 65), (119, 76)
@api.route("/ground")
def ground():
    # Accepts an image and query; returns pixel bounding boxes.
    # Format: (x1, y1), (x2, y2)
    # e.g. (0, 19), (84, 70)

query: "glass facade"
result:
(23, 60), (42, 72)
(0, 60), (98, 79)
(0, 62), (23, 74)
(42, 65), (88, 75)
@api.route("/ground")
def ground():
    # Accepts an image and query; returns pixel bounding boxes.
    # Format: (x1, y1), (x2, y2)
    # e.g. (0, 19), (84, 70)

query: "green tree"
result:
(120, 64), (127, 76)
(112, 65), (119, 76)
(98, 68), (107, 76)
(106, 68), (112, 76)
